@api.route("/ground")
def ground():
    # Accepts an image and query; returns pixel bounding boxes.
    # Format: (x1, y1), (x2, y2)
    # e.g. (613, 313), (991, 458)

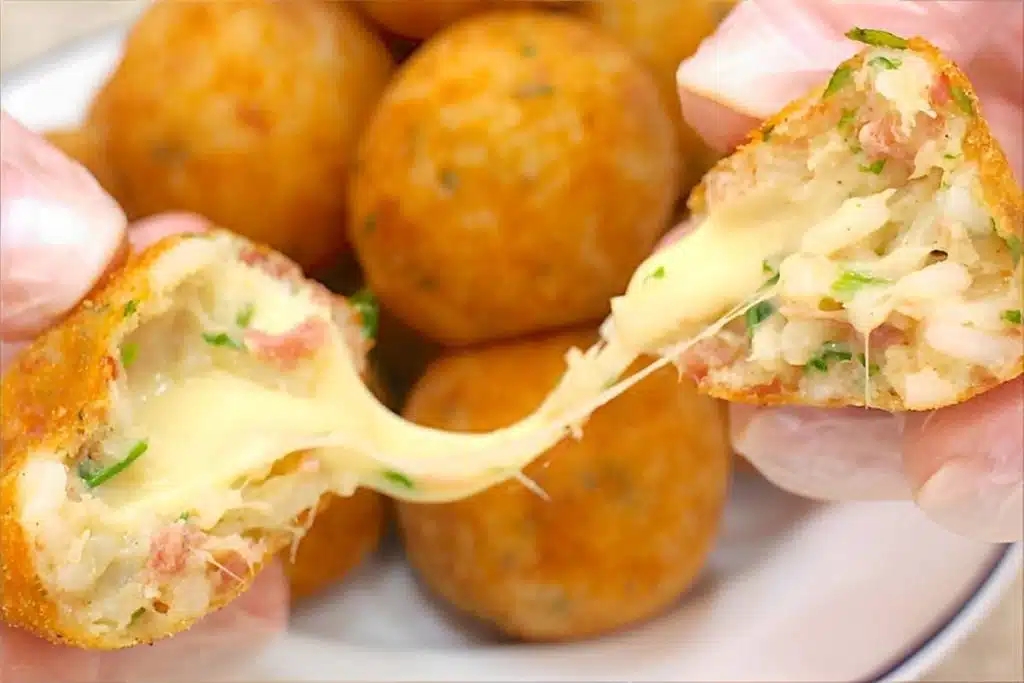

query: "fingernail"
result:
(916, 461), (1023, 543)
(129, 212), (211, 252)
(0, 115), (126, 340)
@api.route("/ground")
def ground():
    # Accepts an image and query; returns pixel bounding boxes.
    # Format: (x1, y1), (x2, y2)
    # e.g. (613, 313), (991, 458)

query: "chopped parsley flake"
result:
(78, 440), (149, 489)
(1001, 309), (1022, 325)
(856, 353), (881, 376)
(806, 342), (853, 373)
(838, 108), (857, 132)
(235, 303), (255, 328)
(349, 288), (379, 340)
(514, 82), (554, 98)
(744, 301), (775, 335)
(123, 300), (138, 317)
(949, 86), (974, 116)
(1004, 234), (1022, 265)
(761, 261), (781, 287)
(645, 265), (667, 282)
(824, 65), (853, 98)
(860, 159), (886, 174)
(762, 124), (775, 141)
(521, 43), (537, 58)
(845, 27), (908, 49)
(439, 168), (459, 191)
(868, 56), (902, 70)
(130, 607), (146, 624)
(943, 153), (960, 160)
(202, 332), (245, 350)
(382, 469), (414, 489)
(178, 511), (192, 522)
(832, 270), (890, 296)
(120, 342), (139, 368)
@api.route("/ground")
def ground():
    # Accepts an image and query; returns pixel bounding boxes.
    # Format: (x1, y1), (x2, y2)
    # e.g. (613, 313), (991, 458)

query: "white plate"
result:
(2, 27), (1020, 683)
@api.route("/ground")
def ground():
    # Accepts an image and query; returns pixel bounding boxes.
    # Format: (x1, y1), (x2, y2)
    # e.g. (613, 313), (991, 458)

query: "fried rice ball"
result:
(578, 0), (738, 195)
(282, 489), (386, 603)
(397, 327), (731, 641)
(90, 0), (395, 273)
(349, 11), (679, 346)
(357, 1), (566, 40)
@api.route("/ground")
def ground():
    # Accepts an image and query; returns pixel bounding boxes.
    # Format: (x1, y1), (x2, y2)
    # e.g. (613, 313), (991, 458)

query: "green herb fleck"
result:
(520, 43), (537, 58)
(761, 124), (775, 141)
(860, 159), (886, 174)
(130, 607), (146, 624)
(120, 342), (139, 368)
(439, 168), (459, 191)
(805, 342), (853, 373)
(178, 511), (191, 522)
(761, 261), (781, 287)
(856, 353), (881, 376)
(645, 265), (667, 282)
(1001, 309), (1023, 325)
(868, 55), (902, 70)
(123, 300), (138, 317)
(845, 27), (908, 49)
(363, 213), (377, 235)
(824, 65), (853, 98)
(382, 469), (414, 489)
(349, 288), (380, 340)
(837, 108), (857, 132)
(1004, 234), (1022, 266)
(235, 303), (255, 329)
(78, 440), (149, 489)
(201, 332), (244, 350)
(744, 301), (775, 335)
(949, 86), (974, 116)
(943, 153), (960, 160)
(832, 270), (890, 296)
(514, 82), (554, 98)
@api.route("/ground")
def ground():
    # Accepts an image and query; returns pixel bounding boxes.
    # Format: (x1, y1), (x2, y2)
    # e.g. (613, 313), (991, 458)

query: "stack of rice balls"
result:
(46, 0), (737, 641)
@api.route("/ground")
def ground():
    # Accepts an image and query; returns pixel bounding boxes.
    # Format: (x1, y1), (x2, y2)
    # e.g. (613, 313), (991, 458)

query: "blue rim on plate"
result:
(871, 542), (1021, 682)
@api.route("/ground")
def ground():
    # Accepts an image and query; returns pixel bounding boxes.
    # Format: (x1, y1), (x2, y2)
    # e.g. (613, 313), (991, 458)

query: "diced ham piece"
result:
(678, 338), (744, 382)
(868, 323), (908, 350)
(930, 74), (952, 107)
(245, 318), (330, 371)
(147, 523), (205, 580)
(239, 246), (304, 283)
(858, 115), (905, 161)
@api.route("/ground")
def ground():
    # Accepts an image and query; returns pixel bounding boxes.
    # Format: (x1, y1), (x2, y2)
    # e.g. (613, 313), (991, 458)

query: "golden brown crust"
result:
(0, 231), (314, 649)
(281, 490), (385, 603)
(687, 37), (1023, 412)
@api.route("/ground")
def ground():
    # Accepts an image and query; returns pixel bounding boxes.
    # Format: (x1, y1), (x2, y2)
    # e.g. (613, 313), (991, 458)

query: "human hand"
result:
(670, 0), (1023, 543)
(0, 111), (290, 682)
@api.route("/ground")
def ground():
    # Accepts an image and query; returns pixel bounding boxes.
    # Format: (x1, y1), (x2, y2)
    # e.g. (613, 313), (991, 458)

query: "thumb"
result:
(675, 0), (1024, 152)
(0, 111), (126, 341)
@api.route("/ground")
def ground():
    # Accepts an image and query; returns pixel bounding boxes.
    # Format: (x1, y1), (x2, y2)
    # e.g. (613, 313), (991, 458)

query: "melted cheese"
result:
(87, 185), (897, 521)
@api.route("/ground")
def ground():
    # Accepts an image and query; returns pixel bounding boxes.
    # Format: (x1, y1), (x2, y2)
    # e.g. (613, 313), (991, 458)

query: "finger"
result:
(903, 379), (1024, 543)
(654, 214), (702, 251)
(676, 0), (1024, 152)
(0, 561), (290, 683)
(730, 404), (911, 501)
(127, 212), (211, 252)
(0, 112), (126, 341)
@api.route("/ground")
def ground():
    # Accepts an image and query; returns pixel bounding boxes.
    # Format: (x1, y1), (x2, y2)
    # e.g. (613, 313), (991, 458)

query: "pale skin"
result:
(1, 0), (1021, 679)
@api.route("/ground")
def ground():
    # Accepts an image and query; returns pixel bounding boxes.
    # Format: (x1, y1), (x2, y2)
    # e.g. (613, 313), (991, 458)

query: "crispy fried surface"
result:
(90, 0), (394, 272)
(349, 10), (679, 346)
(578, 0), (737, 195)
(0, 231), (331, 649)
(687, 38), (1023, 412)
(398, 327), (731, 641)
(282, 490), (385, 603)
